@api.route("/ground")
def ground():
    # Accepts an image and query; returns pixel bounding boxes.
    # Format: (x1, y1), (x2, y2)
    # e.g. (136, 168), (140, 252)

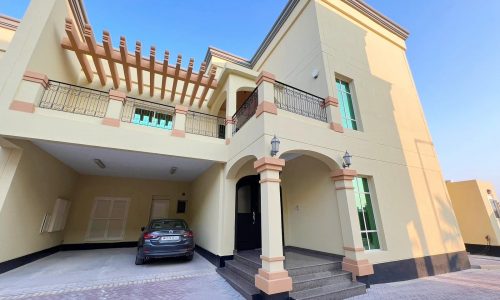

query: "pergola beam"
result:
(103, 31), (119, 88)
(119, 36), (132, 91)
(161, 50), (169, 99)
(135, 41), (143, 94)
(189, 62), (206, 106)
(149, 46), (156, 97)
(170, 54), (182, 101)
(180, 58), (194, 104)
(198, 66), (217, 107)
(61, 19), (218, 106)
(64, 18), (93, 82)
(83, 24), (106, 85)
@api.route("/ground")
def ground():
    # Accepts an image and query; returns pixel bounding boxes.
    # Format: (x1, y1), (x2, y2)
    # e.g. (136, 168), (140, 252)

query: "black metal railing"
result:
(274, 81), (327, 122)
(121, 97), (175, 130)
(185, 111), (226, 139)
(39, 81), (109, 117)
(232, 87), (258, 135)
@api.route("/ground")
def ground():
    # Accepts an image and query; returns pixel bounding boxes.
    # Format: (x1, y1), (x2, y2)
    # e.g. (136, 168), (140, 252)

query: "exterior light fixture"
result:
(342, 151), (352, 169)
(271, 135), (280, 157)
(93, 159), (106, 169)
(170, 167), (178, 175)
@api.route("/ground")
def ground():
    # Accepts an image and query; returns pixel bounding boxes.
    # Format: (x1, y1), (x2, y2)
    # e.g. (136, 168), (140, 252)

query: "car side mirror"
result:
(141, 226), (145, 231)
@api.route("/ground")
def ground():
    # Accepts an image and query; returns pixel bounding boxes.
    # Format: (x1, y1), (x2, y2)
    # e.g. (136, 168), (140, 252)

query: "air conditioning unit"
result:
(46, 198), (71, 232)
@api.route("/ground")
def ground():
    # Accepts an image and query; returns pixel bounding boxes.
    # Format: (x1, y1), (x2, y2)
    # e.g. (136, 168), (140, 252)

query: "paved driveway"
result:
(0, 248), (243, 300)
(353, 268), (500, 300)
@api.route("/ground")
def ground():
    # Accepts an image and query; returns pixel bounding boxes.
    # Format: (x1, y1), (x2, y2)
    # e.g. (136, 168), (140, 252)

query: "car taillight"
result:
(183, 231), (193, 238)
(144, 233), (157, 239)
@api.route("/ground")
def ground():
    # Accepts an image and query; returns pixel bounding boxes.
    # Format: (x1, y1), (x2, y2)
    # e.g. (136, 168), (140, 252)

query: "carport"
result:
(0, 139), (225, 293)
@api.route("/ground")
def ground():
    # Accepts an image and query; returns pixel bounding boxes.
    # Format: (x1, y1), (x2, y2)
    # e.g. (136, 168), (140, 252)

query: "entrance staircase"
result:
(217, 248), (366, 299)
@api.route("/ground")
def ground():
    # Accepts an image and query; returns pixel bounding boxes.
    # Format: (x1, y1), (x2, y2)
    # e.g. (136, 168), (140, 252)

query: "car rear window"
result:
(149, 220), (187, 230)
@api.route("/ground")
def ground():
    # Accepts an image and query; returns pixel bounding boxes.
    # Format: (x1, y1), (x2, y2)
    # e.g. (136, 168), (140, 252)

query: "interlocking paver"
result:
(352, 269), (500, 300)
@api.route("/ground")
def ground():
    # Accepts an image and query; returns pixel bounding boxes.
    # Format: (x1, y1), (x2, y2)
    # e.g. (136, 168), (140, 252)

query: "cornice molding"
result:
(0, 15), (20, 31)
(204, 46), (251, 68)
(68, 0), (89, 37)
(341, 0), (409, 40)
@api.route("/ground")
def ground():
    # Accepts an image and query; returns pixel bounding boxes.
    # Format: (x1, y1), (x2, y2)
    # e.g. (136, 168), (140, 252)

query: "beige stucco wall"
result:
(281, 155), (344, 255)
(0, 26), (16, 61)
(64, 175), (190, 244)
(0, 140), (78, 263)
(188, 163), (224, 254)
(447, 180), (500, 246)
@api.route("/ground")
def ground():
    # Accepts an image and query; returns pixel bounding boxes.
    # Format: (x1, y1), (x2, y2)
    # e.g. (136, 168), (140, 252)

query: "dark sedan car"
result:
(135, 219), (195, 265)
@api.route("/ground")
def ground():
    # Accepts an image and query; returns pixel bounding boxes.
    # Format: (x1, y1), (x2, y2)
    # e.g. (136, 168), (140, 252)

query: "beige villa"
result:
(447, 180), (500, 257)
(0, 0), (470, 299)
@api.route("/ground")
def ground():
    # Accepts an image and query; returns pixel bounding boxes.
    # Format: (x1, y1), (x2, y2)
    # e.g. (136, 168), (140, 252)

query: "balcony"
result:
(231, 79), (328, 135)
(37, 80), (225, 139)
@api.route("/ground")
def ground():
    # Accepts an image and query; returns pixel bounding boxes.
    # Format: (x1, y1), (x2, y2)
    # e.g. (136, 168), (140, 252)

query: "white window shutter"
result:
(86, 197), (130, 241)
(47, 198), (71, 232)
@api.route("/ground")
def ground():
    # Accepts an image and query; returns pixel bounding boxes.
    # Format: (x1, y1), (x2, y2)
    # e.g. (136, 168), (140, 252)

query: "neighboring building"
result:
(0, 0), (469, 299)
(447, 180), (500, 256)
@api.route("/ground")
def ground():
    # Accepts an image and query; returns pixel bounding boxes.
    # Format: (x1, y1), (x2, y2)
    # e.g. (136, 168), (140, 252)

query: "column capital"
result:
(324, 96), (339, 107)
(175, 104), (189, 115)
(331, 169), (357, 181)
(109, 89), (126, 102)
(23, 70), (49, 89)
(256, 71), (276, 86)
(225, 117), (235, 125)
(254, 157), (285, 173)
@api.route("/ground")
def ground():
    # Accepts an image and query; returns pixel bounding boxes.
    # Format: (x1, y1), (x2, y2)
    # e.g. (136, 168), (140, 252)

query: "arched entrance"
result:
(235, 175), (262, 250)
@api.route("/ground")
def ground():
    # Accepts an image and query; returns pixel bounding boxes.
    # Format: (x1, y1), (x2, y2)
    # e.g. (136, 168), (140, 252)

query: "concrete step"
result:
(287, 261), (342, 276)
(234, 252), (261, 269)
(292, 270), (352, 292)
(217, 267), (260, 300)
(225, 259), (258, 283)
(290, 281), (366, 300)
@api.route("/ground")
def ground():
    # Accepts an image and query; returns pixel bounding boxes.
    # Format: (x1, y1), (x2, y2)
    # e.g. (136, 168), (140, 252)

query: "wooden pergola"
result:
(61, 18), (217, 107)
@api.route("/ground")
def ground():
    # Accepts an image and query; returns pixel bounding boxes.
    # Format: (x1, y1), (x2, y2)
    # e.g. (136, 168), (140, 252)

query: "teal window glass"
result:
(336, 79), (358, 130)
(353, 177), (380, 250)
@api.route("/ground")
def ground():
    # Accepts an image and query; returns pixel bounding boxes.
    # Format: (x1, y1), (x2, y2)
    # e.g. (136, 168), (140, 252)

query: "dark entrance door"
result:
(235, 175), (261, 251)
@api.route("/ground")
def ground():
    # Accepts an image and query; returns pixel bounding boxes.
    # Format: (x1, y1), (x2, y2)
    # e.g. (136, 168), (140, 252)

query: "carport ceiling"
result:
(33, 140), (215, 181)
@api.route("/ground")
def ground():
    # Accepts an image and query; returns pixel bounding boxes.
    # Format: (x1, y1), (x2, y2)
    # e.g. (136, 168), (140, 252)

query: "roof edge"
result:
(204, 0), (409, 70)
(342, 0), (409, 40)
(0, 15), (20, 31)
(204, 46), (251, 68)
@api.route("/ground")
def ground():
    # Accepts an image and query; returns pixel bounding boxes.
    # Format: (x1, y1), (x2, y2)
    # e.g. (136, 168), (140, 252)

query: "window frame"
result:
(335, 74), (362, 131)
(487, 192), (500, 219)
(353, 176), (381, 251)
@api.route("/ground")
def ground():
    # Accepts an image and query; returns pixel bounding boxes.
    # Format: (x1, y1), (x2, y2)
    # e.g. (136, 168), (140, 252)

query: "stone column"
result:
(102, 89), (126, 127)
(172, 104), (188, 137)
(325, 96), (343, 133)
(255, 71), (277, 118)
(254, 157), (292, 299)
(331, 169), (374, 280)
(9, 71), (48, 113)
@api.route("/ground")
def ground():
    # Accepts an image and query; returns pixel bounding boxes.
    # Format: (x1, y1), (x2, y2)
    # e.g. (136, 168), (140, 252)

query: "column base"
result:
(255, 269), (292, 295)
(171, 129), (185, 138)
(9, 100), (35, 113)
(329, 122), (344, 133)
(102, 117), (120, 127)
(259, 291), (290, 300)
(342, 257), (374, 279)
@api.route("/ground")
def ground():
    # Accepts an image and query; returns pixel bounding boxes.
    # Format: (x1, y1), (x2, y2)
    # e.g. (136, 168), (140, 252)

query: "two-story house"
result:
(0, 0), (470, 299)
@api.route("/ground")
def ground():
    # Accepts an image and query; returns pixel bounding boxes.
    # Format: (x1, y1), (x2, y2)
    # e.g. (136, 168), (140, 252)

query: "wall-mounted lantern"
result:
(342, 151), (352, 169)
(271, 135), (280, 157)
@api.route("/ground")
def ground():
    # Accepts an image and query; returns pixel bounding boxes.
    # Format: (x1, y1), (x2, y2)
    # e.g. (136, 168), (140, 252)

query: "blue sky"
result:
(1, 0), (499, 189)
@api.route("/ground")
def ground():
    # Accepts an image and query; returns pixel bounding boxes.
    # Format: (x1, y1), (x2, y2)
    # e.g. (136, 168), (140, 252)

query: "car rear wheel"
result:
(135, 255), (145, 265)
(185, 253), (193, 261)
